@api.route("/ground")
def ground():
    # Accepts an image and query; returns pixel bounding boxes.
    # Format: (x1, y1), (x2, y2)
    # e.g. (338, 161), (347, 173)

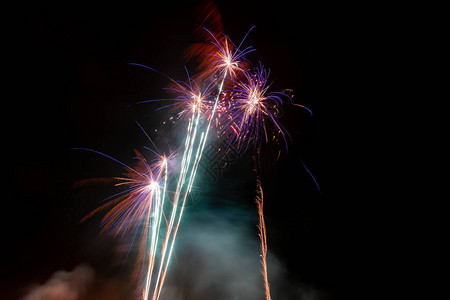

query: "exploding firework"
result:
(75, 19), (308, 299)
(72, 147), (169, 295)
(226, 64), (290, 152)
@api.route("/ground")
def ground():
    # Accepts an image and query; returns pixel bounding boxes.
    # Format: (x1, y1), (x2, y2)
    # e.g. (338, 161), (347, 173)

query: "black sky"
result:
(5, 1), (368, 299)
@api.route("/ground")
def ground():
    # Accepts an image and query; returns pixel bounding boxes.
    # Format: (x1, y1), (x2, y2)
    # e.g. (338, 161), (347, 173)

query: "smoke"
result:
(20, 208), (325, 300)
(21, 264), (94, 300)
(21, 184), (326, 299)
(158, 200), (325, 300)
(21, 264), (134, 300)
(165, 207), (263, 299)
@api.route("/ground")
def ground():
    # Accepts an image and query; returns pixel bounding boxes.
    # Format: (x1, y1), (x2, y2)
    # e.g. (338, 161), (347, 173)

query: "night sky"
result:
(6, 1), (366, 299)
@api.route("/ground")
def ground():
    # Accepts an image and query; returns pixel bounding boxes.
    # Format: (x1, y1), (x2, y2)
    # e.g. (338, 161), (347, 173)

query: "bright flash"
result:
(147, 181), (159, 191)
(250, 97), (259, 106)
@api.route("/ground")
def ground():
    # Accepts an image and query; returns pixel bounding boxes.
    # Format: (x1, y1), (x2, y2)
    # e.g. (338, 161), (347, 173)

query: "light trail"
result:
(256, 179), (272, 300)
(151, 68), (229, 300)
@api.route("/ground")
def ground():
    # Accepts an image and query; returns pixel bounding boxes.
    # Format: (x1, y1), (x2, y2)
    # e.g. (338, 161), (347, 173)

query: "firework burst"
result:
(204, 28), (254, 80)
(75, 19), (309, 299)
(228, 64), (290, 151)
(74, 147), (171, 290)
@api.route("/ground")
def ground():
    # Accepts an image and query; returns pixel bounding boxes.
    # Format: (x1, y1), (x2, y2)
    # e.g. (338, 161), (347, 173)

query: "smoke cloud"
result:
(21, 264), (94, 300)
(159, 201), (325, 300)
(21, 192), (326, 299)
(21, 264), (134, 300)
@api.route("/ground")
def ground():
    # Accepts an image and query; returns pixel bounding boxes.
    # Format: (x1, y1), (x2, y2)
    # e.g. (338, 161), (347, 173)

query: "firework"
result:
(148, 29), (248, 299)
(75, 22), (307, 299)
(226, 64), (290, 152)
(73, 147), (170, 295)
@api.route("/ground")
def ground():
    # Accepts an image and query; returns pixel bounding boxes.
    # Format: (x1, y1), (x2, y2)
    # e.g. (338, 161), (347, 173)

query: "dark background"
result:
(5, 1), (371, 299)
